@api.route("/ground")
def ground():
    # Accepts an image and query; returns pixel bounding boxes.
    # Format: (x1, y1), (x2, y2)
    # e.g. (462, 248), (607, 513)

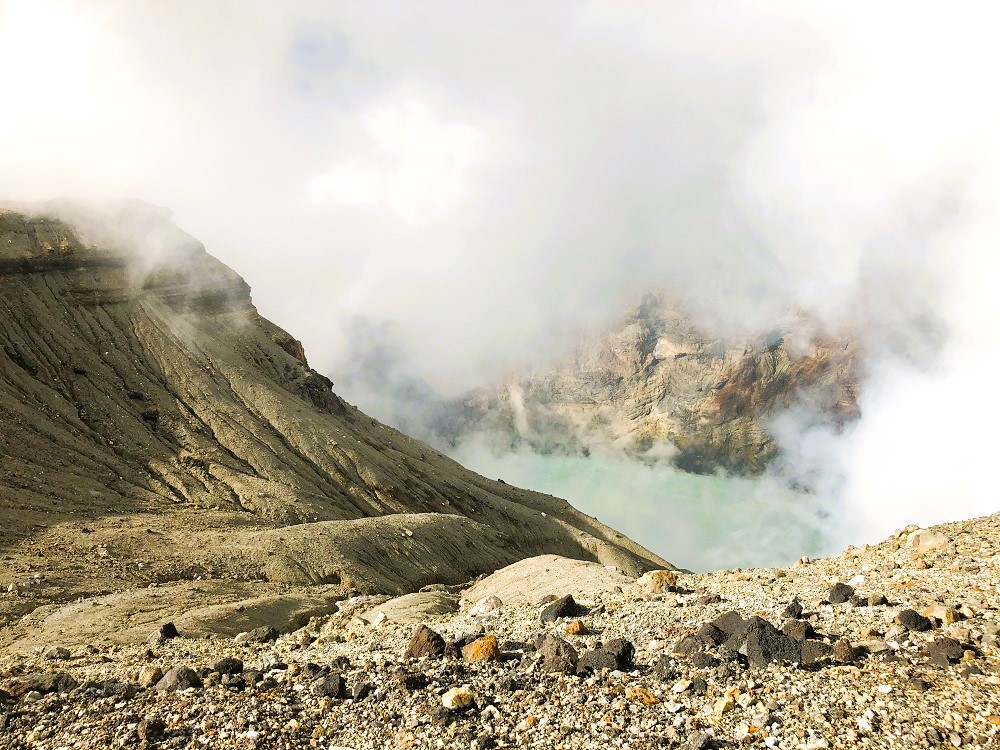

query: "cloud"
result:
(307, 96), (494, 225)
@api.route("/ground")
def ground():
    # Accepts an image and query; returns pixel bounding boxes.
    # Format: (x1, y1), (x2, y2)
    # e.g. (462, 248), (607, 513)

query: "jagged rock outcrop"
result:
(0, 202), (669, 648)
(438, 294), (860, 475)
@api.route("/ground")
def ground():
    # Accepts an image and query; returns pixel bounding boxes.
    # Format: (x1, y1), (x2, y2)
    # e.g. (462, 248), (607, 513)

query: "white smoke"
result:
(729, 3), (1000, 541)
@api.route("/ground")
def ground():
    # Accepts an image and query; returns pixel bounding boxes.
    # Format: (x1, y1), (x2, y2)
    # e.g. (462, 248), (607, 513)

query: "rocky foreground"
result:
(2, 513), (999, 750)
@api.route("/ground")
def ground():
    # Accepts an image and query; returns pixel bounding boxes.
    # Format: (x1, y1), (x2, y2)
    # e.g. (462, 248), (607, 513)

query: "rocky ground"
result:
(2, 513), (998, 750)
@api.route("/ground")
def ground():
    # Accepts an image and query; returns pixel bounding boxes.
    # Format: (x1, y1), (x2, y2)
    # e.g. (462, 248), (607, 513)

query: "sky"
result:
(3, 1), (1000, 557)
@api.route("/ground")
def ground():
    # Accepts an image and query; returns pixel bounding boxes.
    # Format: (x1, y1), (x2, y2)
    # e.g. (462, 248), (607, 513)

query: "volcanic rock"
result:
(896, 609), (933, 632)
(576, 649), (618, 675)
(801, 640), (833, 665)
(782, 599), (804, 618)
(237, 626), (279, 644)
(311, 673), (347, 698)
(138, 666), (164, 688)
(780, 619), (814, 641)
(149, 623), (179, 644)
(576, 639), (635, 675)
(3, 672), (78, 697)
(154, 666), (202, 692)
(540, 594), (586, 623)
(211, 657), (244, 675)
(831, 638), (858, 663)
(352, 681), (374, 701)
(462, 635), (501, 663)
(826, 583), (855, 605)
(138, 717), (166, 743)
(925, 637), (965, 666)
(405, 625), (446, 660)
(712, 611), (747, 638)
(739, 618), (801, 667)
(538, 635), (578, 674)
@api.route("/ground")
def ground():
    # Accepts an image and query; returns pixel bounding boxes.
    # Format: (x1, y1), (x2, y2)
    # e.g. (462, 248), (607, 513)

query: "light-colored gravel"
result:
(2, 513), (999, 750)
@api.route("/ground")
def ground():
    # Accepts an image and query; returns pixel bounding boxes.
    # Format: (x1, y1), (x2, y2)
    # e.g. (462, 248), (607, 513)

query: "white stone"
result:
(442, 685), (475, 710)
(470, 595), (503, 617)
(671, 680), (691, 693)
(907, 529), (950, 554)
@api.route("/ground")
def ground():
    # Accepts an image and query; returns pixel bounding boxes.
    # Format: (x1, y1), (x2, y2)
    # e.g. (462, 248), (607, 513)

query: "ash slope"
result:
(0, 204), (669, 647)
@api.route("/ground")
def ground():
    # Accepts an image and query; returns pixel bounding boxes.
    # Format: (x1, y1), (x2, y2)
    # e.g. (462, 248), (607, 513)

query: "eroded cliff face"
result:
(438, 294), (860, 475)
(0, 203), (669, 645)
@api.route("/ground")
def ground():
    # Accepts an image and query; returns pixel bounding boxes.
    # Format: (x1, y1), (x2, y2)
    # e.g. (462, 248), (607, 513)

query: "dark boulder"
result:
(826, 583), (855, 605)
(211, 657), (244, 675)
(780, 619), (814, 642)
(801, 640), (832, 665)
(831, 638), (858, 663)
(154, 666), (202, 692)
(604, 639), (635, 670)
(577, 638), (635, 674)
(394, 669), (428, 692)
(3, 672), (78, 697)
(653, 654), (680, 681)
(737, 618), (802, 667)
(925, 637), (965, 666)
(240, 626), (280, 643)
(90, 678), (139, 699)
(695, 623), (727, 647)
(782, 599), (804, 619)
(896, 609), (932, 632)
(689, 652), (717, 669)
(538, 635), (578, 674)
(138, 716), (166, 743)
(148, 622), (179, 645)
(405, 624), (447, 659)
(576, 649), (618, 675)
(673, 635), (705, 656)
(311, 673), (347, 698)
(712, 611), (746, 638)
(352, 681), (373, 700)
(540, 595), (586, 623)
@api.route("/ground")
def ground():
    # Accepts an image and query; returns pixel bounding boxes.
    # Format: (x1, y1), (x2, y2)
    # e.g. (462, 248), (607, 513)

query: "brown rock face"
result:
(405, 625), (446, 659)
(538, 635), (579, 674)
(438, 293), (859, 476)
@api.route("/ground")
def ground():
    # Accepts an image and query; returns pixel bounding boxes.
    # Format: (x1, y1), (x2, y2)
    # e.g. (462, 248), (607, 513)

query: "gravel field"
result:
(2, 513), (999, 750)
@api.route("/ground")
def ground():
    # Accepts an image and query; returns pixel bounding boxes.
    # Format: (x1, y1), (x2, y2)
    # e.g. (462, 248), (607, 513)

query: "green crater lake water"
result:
(451, 444), (837, 572)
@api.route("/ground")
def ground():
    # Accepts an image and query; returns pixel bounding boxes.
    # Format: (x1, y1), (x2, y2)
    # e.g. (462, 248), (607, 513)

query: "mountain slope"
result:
(0, 203), (669, 646)
(437, 294), (860, 475)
